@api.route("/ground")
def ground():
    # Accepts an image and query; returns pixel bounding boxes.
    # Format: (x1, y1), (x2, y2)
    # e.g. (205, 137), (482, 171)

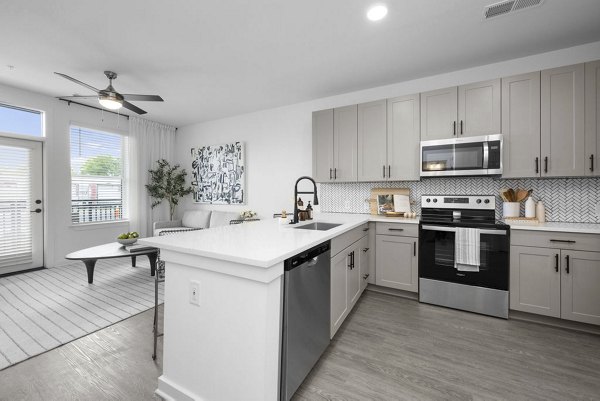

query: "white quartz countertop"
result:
(505, 221), (600, 234)
(138, 213), (419, 268)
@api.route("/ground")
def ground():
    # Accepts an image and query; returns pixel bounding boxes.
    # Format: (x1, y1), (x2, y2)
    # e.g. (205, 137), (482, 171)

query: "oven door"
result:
(419, 225), (509, 290)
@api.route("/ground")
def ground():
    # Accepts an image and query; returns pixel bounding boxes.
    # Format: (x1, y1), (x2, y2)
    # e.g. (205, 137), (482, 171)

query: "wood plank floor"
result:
(1, 291), (599, 400)
(295, 291), (600, 401)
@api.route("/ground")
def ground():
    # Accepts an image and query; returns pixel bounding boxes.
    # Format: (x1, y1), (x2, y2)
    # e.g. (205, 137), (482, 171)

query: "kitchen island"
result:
(139, 213), (413, 401)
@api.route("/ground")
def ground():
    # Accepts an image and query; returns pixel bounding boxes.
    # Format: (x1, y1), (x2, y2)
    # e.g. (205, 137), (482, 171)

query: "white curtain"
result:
(129, 116), (176, 237)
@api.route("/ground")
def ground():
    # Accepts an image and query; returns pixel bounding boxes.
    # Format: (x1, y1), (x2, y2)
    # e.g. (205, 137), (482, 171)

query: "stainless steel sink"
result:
(294, 222), (341, 231)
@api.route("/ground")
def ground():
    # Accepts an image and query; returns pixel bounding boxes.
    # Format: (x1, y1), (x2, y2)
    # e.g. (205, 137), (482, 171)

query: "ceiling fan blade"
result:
(122, 94), (164, 102)
(54, 72), (100, 93)
(58, 95), (99, 100)
(121, 101), (147, 115)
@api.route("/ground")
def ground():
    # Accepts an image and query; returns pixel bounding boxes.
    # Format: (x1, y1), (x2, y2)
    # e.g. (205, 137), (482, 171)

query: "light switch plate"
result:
(189, 281), (200, 306)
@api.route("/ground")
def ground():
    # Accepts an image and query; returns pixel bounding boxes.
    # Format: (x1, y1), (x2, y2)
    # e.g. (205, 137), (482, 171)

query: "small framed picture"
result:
(377, 194), (394, 214)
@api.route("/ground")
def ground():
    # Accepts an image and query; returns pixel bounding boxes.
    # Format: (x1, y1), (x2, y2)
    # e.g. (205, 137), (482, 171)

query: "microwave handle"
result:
(482, 142), (489, 169)
(421, 225), (507, 236)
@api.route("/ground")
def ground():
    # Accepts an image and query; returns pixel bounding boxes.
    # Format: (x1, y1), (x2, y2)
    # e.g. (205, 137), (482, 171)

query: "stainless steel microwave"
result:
(420, 134), (503, 177)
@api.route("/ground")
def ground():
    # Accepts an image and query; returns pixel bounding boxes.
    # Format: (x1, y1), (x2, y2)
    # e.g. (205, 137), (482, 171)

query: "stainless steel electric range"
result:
(418, 195), (510, 318)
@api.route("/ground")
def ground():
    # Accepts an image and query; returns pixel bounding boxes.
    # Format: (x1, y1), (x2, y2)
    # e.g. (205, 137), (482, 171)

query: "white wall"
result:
(0, 83), (131, 267)
(175, 40), (600, 219)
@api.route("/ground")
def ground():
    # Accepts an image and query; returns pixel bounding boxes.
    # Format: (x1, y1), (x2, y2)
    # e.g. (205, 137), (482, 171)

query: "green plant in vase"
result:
(145, 159), (193, 221)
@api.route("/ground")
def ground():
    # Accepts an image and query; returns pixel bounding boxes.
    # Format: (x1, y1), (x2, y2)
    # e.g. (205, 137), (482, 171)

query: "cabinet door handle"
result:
(460, 120), (463, 135)
(565, 255), (570, 274)
(535, 157), (539, 174)
(362, 248), (369, 253)
(347, 252), (353, 269)
(363, 273), (370, 280)
(388, 165), (391, 178)
(352, 251), (355, 269)
(554, 254), (559, 272)
(383, 165), (386, 178)
(591, 154), (595, 172)
(329, 168), (333, 180)
(388, 228), (404, 232)
(544, 156), (548, 173)
(413, 241), (416, 256)
(550, 239), (576, 244)
(453, 121), (456, 136)
(334, 168), (337, 179)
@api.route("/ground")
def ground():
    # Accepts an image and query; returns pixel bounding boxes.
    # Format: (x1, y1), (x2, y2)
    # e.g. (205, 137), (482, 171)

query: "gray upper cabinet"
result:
(312, 106), (358, 182)
(458, 79), (501, 136)
(333, 105), (358, 182)
(420, 86), (458, 140)
(421, 79), (500, 141)
(585, 60), (600, 176)
(312, 109), (334, 182)
(541, 63), (585, 177)
(501, 72), (541, 178)
(358, 100), (387, 181)
(387, 94), (420, 181)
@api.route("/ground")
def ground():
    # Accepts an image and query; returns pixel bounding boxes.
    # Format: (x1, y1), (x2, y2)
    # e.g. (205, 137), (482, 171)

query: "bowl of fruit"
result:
(117, 232), (139, 246)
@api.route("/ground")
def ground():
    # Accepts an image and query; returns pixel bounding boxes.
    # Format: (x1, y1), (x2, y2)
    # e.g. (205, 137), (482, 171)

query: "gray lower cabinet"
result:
(541, 63), (585, 177)
(585, 60), (600, 176)
(510, 243), (600, 325)
(501, 72), (541, 178)
(375, 234), (418, 293)
(510, 246), (560, 317)
(330, 227), (369, 338)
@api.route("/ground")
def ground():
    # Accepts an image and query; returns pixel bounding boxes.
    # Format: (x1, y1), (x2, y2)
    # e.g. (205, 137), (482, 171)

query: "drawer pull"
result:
(388, 228), (404, 232)
(363, 273), (370, 280)
(362, 227), (369, 232)
(362, 248), (369, 253)
(549, 239), (576, 244)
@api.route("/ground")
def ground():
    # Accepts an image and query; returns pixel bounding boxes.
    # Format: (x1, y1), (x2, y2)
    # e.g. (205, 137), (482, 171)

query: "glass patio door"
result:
(0, 137), (43, 274)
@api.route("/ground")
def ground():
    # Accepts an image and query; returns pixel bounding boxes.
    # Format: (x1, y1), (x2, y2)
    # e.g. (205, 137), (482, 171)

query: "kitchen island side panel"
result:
(157, 255), (283, 401)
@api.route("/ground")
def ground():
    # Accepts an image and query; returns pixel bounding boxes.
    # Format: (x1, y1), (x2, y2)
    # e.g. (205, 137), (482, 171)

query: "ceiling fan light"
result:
(99, 97), (123, 110)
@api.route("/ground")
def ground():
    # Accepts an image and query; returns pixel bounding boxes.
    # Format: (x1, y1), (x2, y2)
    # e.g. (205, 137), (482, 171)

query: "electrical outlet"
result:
(189, 281), (200, 306)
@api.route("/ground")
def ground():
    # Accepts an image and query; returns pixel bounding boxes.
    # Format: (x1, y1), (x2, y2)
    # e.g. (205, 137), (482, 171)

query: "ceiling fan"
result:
(55, 70), (163, 115)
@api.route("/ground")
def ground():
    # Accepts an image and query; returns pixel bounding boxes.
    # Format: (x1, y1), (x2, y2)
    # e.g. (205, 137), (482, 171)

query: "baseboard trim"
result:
(509, 310), (600, 336)
(366, 284), (419, 301)
(156, 375), (204, 401)
(0, 266), (45, 278)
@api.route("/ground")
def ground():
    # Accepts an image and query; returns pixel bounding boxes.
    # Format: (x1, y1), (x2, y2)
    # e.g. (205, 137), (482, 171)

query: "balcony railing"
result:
(71, 199), (124, 224)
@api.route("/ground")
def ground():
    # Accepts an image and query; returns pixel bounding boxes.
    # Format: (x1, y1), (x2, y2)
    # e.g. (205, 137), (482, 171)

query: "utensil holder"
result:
(503, 202), (520, 218)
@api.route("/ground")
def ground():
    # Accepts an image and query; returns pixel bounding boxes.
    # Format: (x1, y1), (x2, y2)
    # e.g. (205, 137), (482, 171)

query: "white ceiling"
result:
(1, 0), (599, 127)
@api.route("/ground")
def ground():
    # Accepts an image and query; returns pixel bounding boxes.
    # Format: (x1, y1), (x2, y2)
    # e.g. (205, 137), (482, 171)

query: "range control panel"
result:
(421, 195), (496, 210)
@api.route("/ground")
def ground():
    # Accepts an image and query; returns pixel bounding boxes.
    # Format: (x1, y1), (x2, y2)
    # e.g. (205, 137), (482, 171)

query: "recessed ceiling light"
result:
(367, 5), (388, 21)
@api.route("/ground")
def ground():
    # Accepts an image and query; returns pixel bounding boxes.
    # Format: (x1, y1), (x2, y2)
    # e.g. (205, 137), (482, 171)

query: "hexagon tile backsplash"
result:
(319, 177), (600, 223)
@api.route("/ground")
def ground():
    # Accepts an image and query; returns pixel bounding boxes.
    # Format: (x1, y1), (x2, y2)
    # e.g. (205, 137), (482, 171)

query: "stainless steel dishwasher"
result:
(280, 241), (331, 401)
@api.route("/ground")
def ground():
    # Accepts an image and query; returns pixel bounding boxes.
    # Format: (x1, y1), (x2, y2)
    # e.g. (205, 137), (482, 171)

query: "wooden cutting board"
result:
(369, 188), (410, 215)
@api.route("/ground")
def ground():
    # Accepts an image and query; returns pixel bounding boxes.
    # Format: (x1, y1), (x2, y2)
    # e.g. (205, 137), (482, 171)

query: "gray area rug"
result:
(0, 258), (164, 370)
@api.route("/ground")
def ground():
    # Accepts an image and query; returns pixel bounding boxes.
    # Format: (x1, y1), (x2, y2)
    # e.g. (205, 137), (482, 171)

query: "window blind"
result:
(70, 126), (127, 224)
(0, 144), (33, 267)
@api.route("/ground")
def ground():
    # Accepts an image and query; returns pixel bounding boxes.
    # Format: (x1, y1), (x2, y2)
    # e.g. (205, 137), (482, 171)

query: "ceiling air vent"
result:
(484, 0), (543, 19)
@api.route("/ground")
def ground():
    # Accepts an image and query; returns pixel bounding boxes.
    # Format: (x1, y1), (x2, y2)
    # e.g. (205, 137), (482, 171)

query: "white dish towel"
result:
(454, 227), (480, 272)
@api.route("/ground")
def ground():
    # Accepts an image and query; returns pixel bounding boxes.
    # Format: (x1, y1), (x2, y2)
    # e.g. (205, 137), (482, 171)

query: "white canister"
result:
(525, 197), (536, 218)
(503, 202), (520, 218)
(536, 201), (546, 223)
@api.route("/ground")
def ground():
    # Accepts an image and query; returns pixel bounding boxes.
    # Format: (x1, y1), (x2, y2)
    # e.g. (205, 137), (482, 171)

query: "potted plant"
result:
(145, 159), (193, 221)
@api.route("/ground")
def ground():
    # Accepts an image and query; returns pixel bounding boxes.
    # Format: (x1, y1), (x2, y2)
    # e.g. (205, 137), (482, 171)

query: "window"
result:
(0, 103), (44, 137)
(70, 126), (127, 224)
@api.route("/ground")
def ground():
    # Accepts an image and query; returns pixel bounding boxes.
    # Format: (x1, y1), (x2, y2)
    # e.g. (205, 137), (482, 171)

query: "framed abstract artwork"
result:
(190, 142), (245, 204)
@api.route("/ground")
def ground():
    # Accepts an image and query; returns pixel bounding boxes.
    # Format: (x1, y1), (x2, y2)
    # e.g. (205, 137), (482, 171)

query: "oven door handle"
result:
(421, 225), (507, 236)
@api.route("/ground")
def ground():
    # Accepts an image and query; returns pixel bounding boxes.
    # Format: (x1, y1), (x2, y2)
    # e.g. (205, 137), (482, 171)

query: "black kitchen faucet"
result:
(292, 176), (319, 224)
